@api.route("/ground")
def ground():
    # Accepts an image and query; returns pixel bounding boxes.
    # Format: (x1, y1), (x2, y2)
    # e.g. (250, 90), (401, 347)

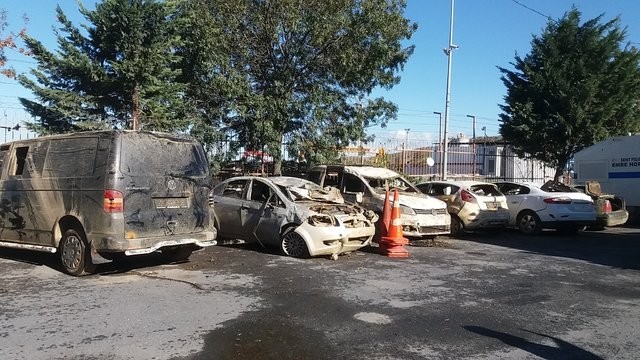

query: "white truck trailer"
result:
(573, 134), (640, 221)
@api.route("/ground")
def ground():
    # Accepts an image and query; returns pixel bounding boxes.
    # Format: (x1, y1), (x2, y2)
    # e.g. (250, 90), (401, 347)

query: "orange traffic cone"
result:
(379, 189), (409, 258)
(375, 189), (392, 243)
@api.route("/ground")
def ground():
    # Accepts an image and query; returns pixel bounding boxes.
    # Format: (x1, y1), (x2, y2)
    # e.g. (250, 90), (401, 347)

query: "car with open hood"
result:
(308, 165), (450, 237)
(209, 176), (378, 258)
(415, 180), (510, 234)
(495, 181), (596, 234)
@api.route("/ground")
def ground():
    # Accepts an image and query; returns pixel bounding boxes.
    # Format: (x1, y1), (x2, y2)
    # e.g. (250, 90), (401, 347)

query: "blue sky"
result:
(1, 0), (640, 143)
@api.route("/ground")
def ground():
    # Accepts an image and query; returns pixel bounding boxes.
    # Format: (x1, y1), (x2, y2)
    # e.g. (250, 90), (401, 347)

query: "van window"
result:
(121, 135), (208, 177)
(343, 173), (364, 193)
(14, 146), (29, 176)
(0, 145), (9, 177)
(43, 138), (98, 177)
(324, 171), (341, 188)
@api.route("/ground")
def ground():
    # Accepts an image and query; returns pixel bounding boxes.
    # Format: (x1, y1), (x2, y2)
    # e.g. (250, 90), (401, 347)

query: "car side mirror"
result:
(356, 192), (363, 203)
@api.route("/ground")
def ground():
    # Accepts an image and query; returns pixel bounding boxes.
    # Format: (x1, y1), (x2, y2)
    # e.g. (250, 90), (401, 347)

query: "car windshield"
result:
(365, 175), (418, 193)
(276, 182), (345, 204)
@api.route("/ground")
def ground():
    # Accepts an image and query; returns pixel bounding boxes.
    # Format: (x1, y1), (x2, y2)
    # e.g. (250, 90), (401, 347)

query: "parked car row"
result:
(0, 129), (627, 275)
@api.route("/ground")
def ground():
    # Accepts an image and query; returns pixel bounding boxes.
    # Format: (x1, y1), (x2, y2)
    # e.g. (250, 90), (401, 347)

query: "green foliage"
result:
(499, 8), (640, 179)
(179, 0), (416, 171)
(18, 0), (187, 134)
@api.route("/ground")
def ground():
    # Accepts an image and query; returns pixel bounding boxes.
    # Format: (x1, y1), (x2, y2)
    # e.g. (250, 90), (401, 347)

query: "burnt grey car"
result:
(209, 176), (378, 259)
(0, 130), (217, 276)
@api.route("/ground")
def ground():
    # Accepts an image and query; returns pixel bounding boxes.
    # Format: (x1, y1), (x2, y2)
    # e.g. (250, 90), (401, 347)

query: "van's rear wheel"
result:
(162, 247), (193, 262)
(59, 229), (95, 276)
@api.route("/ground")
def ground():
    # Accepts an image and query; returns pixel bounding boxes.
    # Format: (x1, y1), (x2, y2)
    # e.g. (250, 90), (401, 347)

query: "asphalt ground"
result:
(1, 227), (639, 359)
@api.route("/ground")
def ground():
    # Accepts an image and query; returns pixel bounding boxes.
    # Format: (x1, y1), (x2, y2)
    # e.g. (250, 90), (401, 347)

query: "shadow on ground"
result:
(0, 248), (184, 276)
(464, 325), (604, 360)
(462, 227), (640, 270)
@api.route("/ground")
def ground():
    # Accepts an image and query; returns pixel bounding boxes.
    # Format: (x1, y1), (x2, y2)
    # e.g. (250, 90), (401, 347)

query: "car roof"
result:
(420, 180), (498, 188)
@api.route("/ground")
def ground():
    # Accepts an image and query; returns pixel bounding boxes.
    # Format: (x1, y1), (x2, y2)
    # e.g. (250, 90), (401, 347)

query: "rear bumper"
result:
(461, 210), (510, 230)
(89, 230), (217, 256)
(597, 210), (629, 227)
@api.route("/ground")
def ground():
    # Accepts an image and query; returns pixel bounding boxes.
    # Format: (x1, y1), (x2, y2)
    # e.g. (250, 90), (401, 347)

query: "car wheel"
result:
(59, 228), (95, 276)
(450, 216), (464, 235)
(517, 211), (542, 235)
(280, 228), (309, 258)
(162, 247), (194, 262)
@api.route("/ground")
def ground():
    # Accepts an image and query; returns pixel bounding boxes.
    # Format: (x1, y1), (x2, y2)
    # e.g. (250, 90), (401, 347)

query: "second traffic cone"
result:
(379, 189), (409, 258)
(375, 189), (392, 243)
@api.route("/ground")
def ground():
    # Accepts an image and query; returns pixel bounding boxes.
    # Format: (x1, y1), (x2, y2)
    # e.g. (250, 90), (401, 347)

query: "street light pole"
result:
(433, 111), (443, 179)
(442, 0), (458, 180)
(403, 128), (410, 174)
(467, 114), (476, 177)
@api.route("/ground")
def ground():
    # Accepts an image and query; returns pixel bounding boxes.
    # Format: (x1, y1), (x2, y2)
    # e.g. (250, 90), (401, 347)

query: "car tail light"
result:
(104, 189), (124, 213)
(543, 197), (572, 204)
(601, 200), (612, 213)
(460, 190), (476, 203)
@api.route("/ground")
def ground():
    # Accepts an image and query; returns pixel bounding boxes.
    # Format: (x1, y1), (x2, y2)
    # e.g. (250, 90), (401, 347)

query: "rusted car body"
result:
(0, 131), (216, 275)
(308, 165), (450, 237)
(574, 181), (628, 229)
(415, 180), (510, 234)
(209, 176), (378, 258)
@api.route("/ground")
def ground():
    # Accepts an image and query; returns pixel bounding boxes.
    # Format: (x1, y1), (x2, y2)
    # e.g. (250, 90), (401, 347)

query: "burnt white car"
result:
(209, 176), (378, 258)
(308, 165), (451, 237)
(415, 181), (510, 234)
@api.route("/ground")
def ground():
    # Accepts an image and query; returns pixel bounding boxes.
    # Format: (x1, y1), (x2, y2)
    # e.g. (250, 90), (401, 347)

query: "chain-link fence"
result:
(211, 133), (558, 184)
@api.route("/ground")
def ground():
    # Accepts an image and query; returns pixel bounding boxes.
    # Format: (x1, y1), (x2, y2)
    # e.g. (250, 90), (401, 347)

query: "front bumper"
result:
(400, 213), (451, 237)
(295, 222), (375, 257)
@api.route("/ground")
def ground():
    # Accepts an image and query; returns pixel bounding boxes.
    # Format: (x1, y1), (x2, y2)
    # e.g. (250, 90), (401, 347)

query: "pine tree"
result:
(18, 0), (187, 134)
(499, 8), (640, 180)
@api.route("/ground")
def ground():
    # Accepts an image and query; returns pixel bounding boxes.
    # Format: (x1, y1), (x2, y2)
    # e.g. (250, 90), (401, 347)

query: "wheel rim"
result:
(61, 234), (83, 271)
(519, 214), (537, 234)
(282, 231), (307, 258)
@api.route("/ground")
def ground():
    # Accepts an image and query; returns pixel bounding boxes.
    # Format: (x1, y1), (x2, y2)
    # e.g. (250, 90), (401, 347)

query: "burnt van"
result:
(0, 130), (217, 275)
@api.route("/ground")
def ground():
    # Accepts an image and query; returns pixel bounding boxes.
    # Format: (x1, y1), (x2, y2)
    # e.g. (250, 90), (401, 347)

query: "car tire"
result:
(59, 228), (95, 276)
(280, 228), (309, 258)
(517, 211), (542, 235)
(450, 216), (464, 235)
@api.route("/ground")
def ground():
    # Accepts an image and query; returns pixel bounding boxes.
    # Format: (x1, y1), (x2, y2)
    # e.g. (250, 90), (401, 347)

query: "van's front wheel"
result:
(59, 229), (95, 276)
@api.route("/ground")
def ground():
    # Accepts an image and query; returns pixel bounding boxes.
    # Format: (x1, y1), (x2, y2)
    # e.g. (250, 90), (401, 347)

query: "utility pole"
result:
(403, 128), (410, 174)
(467, 114), (476, 177)
(442, 0), (458, 180)
(433, 111), (443, 179)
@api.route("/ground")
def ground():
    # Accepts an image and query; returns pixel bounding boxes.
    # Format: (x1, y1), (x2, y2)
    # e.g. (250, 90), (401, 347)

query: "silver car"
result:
(209, 176), (378, 258)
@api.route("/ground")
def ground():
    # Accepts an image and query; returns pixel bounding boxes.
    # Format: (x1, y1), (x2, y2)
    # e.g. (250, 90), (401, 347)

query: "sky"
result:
(1, 0), (640, 144)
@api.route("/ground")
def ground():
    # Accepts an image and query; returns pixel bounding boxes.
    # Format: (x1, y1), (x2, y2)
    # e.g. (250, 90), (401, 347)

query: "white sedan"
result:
(494, 181), (597, 234)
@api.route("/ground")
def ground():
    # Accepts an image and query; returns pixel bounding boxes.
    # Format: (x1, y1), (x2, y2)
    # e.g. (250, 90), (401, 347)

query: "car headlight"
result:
(308, 214), (337, 227)
(400, 205), (415, 215)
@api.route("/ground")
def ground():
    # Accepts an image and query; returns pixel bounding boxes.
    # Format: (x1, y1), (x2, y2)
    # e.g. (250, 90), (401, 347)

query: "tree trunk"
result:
(554, 167), (564, 183)
(273, 158), (282, 176)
